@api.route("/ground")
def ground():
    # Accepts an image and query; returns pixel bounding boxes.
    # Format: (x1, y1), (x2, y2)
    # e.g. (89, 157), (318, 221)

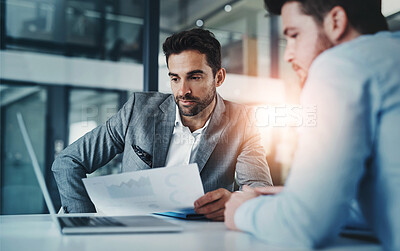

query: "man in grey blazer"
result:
(52, 28), (272, 221)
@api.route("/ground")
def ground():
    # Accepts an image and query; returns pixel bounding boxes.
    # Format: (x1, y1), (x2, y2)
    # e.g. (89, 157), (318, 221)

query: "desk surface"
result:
(0, 214), (382, 251)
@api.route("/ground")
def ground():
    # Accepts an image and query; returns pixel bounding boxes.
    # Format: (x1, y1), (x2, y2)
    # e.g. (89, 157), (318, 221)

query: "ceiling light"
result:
(196, 19), (204, 27)
(224, 4), (232, 12)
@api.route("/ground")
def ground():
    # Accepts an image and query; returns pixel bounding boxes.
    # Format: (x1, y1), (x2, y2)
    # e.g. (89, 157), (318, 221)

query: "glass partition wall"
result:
(0, 85), (47, 214)
(1, 0), (143, 214)
(0, 83), (127, 214)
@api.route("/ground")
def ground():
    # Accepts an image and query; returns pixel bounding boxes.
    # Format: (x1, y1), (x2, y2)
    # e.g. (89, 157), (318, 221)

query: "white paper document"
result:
(82, 164), (204, 216)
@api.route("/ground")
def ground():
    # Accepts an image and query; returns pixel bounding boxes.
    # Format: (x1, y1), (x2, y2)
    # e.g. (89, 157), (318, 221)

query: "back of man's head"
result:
(162, 28), (222, 76)
(264, 0), (388, 34)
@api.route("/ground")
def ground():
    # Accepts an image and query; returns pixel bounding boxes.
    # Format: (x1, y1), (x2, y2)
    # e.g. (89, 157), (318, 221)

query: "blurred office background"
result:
(1, 0), (399, 215)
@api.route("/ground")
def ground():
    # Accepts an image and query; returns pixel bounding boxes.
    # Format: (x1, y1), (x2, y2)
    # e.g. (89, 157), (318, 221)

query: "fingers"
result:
(242, 185), (253, 192)
(213, 216), (224, 221)
(195, 197), (225, 215)
(194, 188), (230, 208)
(253, 186), (284, 195)
(230, 189), (260, 204)
(194, 189), (232, 220)
(204, 208), (225, 221)
(194, 189), (224, 208)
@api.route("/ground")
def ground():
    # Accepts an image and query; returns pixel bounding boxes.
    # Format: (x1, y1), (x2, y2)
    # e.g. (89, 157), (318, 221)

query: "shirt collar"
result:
(174, 105), (211, 134)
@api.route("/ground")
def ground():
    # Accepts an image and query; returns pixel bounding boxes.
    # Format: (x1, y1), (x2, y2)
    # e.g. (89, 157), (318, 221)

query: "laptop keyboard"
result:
(59, 217), (124, 228)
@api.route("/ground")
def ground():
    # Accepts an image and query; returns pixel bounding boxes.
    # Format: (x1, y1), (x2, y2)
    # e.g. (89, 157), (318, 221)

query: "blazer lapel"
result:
(193, 94), (228, 172)
(152, 95), (175, 168)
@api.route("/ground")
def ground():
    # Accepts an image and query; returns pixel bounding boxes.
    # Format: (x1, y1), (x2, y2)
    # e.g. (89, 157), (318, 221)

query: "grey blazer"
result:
(52, 92), (272, 213)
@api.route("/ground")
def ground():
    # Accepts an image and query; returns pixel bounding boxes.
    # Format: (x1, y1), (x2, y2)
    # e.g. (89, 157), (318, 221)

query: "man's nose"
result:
(283, 45), (294, 63)
(179, 80), (191, 96)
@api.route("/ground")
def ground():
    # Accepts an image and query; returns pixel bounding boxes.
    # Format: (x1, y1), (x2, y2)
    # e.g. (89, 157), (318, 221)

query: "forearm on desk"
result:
(52, 155), (96, 213)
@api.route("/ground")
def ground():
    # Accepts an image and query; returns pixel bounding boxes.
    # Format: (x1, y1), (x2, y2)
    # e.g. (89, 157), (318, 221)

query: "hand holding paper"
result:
(194, 188), (232, 221)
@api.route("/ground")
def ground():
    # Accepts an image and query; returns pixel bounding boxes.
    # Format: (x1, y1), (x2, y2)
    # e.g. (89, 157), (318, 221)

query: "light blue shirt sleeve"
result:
(234, 47), (375, 248)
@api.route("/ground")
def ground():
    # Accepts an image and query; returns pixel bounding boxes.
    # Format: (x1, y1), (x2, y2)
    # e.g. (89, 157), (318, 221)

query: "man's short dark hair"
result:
(264, 0), (388, 35)
(162, 28), (221, 76)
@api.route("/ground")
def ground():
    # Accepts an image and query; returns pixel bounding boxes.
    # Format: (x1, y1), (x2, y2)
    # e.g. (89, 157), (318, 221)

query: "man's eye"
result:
(171, 78), (179, 82)
(290, 33), (298, 39)
(190, 76), (201, 80)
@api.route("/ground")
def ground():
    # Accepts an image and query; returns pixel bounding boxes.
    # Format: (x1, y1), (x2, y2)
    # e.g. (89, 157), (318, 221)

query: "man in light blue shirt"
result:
(224, 0), (400, 250)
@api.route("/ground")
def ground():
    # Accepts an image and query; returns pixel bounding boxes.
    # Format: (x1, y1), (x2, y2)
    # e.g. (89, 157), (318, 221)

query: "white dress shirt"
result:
(165, 106), (210, 167)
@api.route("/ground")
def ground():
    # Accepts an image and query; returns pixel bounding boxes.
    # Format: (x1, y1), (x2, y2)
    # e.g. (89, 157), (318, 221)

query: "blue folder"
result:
(154, 209), (206, 220)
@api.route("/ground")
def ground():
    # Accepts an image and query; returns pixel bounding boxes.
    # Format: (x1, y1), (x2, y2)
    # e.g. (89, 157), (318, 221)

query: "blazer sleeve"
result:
(51, 94), (136, 213)
(235, 107), (273, 188)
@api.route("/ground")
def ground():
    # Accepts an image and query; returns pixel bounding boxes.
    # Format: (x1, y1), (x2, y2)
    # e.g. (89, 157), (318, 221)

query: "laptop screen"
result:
(17, 113), (62, 231)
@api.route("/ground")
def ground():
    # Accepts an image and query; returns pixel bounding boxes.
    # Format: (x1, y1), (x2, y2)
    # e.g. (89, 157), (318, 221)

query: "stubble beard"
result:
(298, 30), (334, 88)
(176, 87), (216, 117)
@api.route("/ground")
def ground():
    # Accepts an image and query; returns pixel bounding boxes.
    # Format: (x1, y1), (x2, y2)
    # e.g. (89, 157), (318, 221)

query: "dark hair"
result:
(264, 0), (388, 34)
(162, 28), (221, 76)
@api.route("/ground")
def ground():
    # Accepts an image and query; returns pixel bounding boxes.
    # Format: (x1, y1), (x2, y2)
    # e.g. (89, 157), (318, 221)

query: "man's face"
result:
(168, 50), (217, 116)
(281, 2), (333, 87)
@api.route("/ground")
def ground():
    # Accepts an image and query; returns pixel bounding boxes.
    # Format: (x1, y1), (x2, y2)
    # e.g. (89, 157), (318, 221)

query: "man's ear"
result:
(323, 6), (348, 44)
(215, 68), (226, 87)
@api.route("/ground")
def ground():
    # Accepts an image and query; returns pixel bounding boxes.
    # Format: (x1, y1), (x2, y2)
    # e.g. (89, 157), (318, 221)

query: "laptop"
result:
(16, 113), (182, 234)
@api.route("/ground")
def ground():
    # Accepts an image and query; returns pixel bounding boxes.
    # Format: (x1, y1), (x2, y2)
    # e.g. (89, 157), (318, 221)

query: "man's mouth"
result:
(179, 99), (196, 106)
(292, 63), (307, 77)
(291, 63), (308, 87)
(292, 63), (301, 72)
